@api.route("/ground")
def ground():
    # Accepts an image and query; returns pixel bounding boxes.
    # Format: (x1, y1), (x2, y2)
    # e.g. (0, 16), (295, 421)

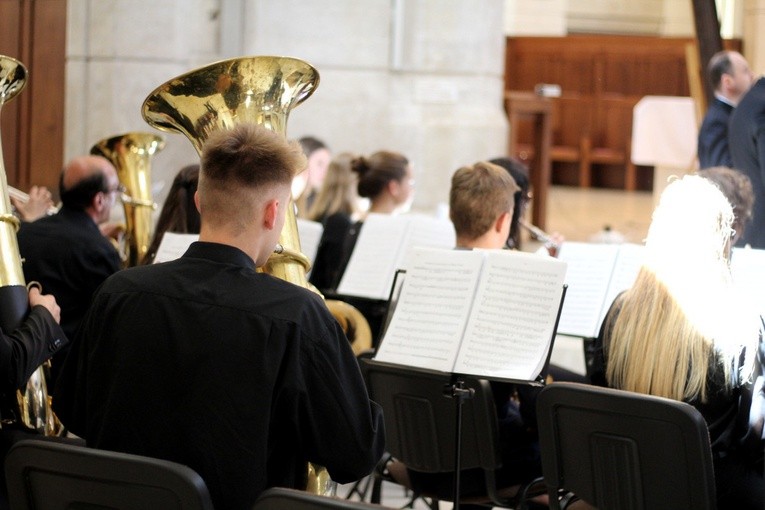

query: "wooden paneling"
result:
(0, 0), (65, 195)
(504, 35), (729, 190)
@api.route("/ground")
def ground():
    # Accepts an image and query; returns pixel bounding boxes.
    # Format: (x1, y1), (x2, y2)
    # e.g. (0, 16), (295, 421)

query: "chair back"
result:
(363, 360), (500, 474)
(253, 487), (388, 509)
(5, 439), (214, 510)
(536, 382), (716, 510)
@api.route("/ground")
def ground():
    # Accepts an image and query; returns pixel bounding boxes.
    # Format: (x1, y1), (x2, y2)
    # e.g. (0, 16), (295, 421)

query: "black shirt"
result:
(53, 241), (385, 510)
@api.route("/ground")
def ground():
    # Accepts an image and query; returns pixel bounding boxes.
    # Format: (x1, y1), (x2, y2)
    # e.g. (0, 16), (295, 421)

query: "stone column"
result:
(239, 0), (508, 214)
(743, 0), (765, 74)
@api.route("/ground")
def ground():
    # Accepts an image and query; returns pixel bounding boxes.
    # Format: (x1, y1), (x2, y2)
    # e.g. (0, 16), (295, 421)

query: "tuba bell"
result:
(90, 133), (165, 267)
(141, 55), (364, 496)
(0, 55), (58, 435)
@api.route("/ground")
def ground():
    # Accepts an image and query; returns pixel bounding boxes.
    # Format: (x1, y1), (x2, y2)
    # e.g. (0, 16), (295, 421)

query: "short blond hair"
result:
(449, 161), (519, 240)
(199, 124), (306, 230)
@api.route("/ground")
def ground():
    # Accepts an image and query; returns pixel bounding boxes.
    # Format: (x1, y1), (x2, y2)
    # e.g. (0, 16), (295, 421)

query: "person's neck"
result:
(368, 195), (398, 215)
(455, 233), (504, 250)
(199, 226), (262, 265)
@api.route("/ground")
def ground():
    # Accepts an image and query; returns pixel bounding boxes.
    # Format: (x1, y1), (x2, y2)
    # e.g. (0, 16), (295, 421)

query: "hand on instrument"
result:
(545, 232), (565, 258)
(11, 185), (54, 222)
(28, 286), (61, 324)
(99, 222), (124, 242)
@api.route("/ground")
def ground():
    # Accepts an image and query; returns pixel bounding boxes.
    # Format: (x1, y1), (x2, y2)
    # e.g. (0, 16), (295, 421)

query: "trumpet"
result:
(8, 186), (59, 216)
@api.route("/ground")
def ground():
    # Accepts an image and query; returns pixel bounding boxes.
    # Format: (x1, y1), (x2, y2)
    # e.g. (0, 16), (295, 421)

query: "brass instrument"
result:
(142, 55), (371, 496)
(0, 55), (58, 435)
(90, 133), (165, 267)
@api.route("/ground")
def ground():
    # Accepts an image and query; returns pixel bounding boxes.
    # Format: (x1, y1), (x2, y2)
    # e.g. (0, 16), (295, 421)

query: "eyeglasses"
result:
(104, 184), (127, 195)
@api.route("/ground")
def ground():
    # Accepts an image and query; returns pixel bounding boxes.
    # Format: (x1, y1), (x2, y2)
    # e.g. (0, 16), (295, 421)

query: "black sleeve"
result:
(299, 313), (386, 483)
(0, 306), (67, 391)
(309, 214), (353, 293)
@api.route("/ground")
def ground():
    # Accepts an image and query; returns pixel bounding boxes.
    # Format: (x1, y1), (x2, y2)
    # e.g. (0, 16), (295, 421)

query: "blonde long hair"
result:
(307, 152), (359, 222)
(605, 175), (758, 402)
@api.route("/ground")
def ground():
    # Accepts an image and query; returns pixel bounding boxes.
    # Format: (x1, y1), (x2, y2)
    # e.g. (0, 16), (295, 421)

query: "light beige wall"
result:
(743, 0), (765, 74)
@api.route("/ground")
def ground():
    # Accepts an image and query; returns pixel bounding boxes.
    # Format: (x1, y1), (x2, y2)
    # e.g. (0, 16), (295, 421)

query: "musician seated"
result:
(16, 155), (122, 386)
(591, 175), (764, 510)
(0, 286), (69, 505)
(53, 123), (385, 510)
(313, 150), (415, 343)
(393, 162), (542, 505)
(489, 156), (564, 256)
(140, 163), (200, 265)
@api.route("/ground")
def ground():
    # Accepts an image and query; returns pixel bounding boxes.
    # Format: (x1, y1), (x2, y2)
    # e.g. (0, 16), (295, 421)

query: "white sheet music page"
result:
(396, 214), (456, 266)
(598, 243), (644, 329)
(556, 242), (620, 338)
(454, 250), (567, 381)
(374, 247), (484, 372)
(336, 214), (409, 299)
(296, 219), (324, 268)
(153, 232), (199, 264)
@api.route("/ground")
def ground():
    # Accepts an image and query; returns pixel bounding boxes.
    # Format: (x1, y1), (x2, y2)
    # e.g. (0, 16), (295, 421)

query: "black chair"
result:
(254, 487), (391, 509)
(363, 359), (543, 509)
(536, 382), (716, 510)
(5, 439), (214, 510)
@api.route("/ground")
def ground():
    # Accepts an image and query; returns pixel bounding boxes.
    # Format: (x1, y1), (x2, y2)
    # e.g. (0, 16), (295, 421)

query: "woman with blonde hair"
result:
(591, 174), (764, 509)
(308, 152), (360, 291)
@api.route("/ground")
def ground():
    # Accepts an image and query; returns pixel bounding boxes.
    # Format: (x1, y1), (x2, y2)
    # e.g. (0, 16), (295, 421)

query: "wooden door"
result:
(0, 0), (66, 195)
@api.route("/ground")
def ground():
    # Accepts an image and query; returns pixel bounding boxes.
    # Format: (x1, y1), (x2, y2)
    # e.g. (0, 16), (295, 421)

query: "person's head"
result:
(605, 175), (758, 403)
(489, 156), (530, 249)
(141, 164), (201, 265)
(449, 161), (519, 249)
(352, 151), (413, 213)
(307, 152), (359, 222)
(696, 166), (753, 247)
(59, 155), (120, 224)
(299, 136), (331, 191)
(198, 123), (307, 266)
(708, 50), (754, 105)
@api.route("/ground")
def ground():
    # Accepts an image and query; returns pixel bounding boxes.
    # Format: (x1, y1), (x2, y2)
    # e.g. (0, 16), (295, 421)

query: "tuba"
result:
(0, 55), (58, 435)
(142, 55), (362, 496)
(90, 133), (165, 267)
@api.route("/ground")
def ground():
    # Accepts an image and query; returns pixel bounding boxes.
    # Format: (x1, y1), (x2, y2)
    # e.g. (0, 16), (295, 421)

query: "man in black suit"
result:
(729, 75), (765, 248)
(698, 50), (753, 169)
(16, 155), (122, 384)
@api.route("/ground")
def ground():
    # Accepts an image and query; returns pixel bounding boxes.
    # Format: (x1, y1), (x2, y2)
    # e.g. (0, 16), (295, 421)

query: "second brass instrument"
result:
(91, 133), (165, 267)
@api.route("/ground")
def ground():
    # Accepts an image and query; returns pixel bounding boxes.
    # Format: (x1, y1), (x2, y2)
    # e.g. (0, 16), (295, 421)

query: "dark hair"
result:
(697, 166), (754, 241)
(59, 171), (110, 211)
(352, 151), (409, 199)
(708, 51), (733, 90)
(489, 157), (530, 249)
(298, 136), (328, 157)
(141, 164), (201, 265)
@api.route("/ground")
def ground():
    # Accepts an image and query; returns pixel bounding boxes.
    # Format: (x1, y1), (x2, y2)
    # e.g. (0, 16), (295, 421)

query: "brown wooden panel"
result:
(0, 0), (64, 194)
(25, 0), (66, 193)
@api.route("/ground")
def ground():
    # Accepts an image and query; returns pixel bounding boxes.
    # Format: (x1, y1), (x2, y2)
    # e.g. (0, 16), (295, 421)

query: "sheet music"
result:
(598, 243), (645, 330)
(556, 242), (620, 338)
(336, 214), (409, 299)
(153, 232), (199, 264)
(375, 248), (484, 372)
(337, 213), (456, 300)
(731, 247), (765, 318)
(296, 219), (324, 268)
(454, 250), (567, 380)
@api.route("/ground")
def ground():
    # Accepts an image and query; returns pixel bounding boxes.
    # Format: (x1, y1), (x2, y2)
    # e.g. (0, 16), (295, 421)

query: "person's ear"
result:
(495, 211), (511, 233)
(92, 191), (105, 212)
(387, 179), (401, 198)
(263, 198), (279, 230)
(193, 190), (201, 213)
